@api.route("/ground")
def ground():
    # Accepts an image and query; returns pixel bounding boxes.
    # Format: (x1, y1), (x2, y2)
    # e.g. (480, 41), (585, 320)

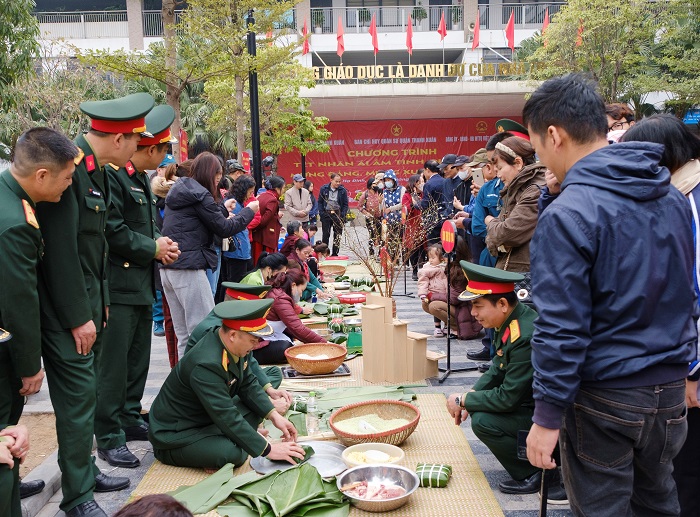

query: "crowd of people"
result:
(1, 73), (700, 517)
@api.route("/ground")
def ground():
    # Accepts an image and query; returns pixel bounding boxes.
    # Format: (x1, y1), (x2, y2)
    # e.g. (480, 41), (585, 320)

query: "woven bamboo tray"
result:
(329, 399), (420, 446)
(285, 343), (347, 375)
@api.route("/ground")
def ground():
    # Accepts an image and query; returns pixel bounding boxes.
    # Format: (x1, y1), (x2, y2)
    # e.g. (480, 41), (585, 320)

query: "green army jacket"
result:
(464, 302), (537, 414)
(105, 161), (160, 305)
(149, 327), (275, 457)
(186, 310), (273, 391)
(36, 134), (110, 331)
(0, 170), (43, 377)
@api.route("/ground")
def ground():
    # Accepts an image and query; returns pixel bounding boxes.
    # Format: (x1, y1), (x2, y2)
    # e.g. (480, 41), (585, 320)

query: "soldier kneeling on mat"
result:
(445, 262), (566, 503)
(149, 299), (304, 469)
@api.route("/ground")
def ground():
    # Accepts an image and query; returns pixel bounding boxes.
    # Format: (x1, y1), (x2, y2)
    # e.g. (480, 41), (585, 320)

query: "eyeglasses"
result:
(608, 121), (629, 131)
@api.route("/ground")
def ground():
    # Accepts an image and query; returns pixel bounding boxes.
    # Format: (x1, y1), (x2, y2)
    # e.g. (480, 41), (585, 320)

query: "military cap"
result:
(214, 299), (274, 337)
(226, 159), (245, 173)
(80, 92), (155, 138)
(466, 148), (489, 167)
(438, 154), (458, 170)
(495, 119), (529, 141)
(458, 261), (524, 301)
(139, 105), (178, 146)
(222, 282), (271, 301)
(0, 328), (11, 343)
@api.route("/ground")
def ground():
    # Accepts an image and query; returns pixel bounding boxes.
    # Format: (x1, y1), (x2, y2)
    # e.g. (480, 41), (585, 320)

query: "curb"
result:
(21, 450), (61, 517)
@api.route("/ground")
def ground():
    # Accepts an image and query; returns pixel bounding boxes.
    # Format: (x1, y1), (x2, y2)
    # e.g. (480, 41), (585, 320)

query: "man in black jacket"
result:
(318, 173), (348, 256)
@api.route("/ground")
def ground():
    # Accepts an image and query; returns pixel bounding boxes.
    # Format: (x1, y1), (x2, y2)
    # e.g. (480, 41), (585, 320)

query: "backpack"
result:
(363, 190), (382, 217)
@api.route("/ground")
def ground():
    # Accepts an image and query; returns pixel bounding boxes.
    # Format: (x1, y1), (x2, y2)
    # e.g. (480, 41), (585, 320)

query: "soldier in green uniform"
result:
(149, 299), (305, 469)
(35, 93), (155, 517)
(0, 128), (80, 510)
(495, 118), (530, 141)
(186, 283), (291, 415)
(0, 423), (31, 517)
(445, 262), (561, 496)
(95, 105), (181, 470)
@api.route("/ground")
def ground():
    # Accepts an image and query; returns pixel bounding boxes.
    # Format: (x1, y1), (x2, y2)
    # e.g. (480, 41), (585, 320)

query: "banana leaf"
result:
(169, 464), (264, 514)
(329, 334), (347, 345)
(294, 445), (316, 464)
(326, 297), (340, 304)
(266, 463), (325, 516)
(292, 502), (349, 517)
(231, 471), (282, 516)
(313, 303), (329, 315)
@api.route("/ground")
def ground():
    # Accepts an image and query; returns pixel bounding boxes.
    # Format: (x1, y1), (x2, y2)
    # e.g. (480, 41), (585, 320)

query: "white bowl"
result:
(341, 442), (405, 468)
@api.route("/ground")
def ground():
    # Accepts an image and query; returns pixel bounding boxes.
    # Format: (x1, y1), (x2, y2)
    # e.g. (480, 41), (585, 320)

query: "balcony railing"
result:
(33, 3), (566, 40)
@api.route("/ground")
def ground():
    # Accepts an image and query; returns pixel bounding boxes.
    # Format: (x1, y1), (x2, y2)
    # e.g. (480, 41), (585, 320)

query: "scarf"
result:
(671, 159), (700, 196)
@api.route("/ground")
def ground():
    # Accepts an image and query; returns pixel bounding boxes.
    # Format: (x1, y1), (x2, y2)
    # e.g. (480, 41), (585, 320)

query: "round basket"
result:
(319, 263), (347, 281)
(329, 400), (420, 446)
(338, 293), (366, 304)
(285, 343), (347, 375)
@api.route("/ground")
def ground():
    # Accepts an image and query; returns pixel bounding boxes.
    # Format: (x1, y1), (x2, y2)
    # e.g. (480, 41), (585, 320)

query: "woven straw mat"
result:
(130, 394), (503, 517)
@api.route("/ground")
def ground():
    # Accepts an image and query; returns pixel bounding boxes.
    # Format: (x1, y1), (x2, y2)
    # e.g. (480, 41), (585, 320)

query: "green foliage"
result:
(412, 2), (427, 23)
(449, 5), (462, 24)
(526, 0), (666, 102)
(0, 42), (125, 159)
(311, 9), (324, 28)
(0, 0), (40, 106)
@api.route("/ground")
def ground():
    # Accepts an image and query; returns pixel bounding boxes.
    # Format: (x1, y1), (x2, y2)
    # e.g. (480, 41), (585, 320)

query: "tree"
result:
(0, 0), (40, 106)
(526, 0), (666, 102)
(645, 0), (700, 118)
(0, 42), (125, 159)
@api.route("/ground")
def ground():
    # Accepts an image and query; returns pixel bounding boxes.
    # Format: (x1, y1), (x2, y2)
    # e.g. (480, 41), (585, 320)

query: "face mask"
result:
(376, 182), (384, 190)
(457, 169), (469, 180)
(292, 288), (302, 303)
(385, 180), (394, 189)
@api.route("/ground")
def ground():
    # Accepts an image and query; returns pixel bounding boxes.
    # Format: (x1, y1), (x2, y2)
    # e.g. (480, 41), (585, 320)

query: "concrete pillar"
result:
(463, 0), (478, 44)
(127, 0), (144, 50)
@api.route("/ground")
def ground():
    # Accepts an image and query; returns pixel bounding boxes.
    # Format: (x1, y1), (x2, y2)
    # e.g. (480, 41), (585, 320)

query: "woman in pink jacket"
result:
(254, 268), (328, 364)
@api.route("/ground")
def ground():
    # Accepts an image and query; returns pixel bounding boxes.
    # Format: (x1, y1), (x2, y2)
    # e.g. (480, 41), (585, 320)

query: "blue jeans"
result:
(561, 381), (687, 517)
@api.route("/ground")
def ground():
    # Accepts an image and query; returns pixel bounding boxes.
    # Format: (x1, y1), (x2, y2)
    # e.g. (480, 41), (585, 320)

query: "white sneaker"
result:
(433, 328), (445, 337)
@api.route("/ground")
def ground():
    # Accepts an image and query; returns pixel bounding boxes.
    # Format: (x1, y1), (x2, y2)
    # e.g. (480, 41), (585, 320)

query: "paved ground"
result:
(23, 226), (572, 517)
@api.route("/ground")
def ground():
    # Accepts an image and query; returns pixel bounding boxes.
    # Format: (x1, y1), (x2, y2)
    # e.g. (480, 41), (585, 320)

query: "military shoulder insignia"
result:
(74, 148), (85, 165)
(125, 161), (136, 176)
(85, 155), (96, 172)
(22, 200), (39, 229)
(509, 320), (521, 342)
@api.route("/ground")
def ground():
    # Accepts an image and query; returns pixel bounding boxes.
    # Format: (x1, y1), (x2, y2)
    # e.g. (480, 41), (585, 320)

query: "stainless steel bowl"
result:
(336, 464), (419, 512)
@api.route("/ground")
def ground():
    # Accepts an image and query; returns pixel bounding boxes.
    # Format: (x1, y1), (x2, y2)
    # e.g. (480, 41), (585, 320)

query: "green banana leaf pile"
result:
(171, 462), (349, 517)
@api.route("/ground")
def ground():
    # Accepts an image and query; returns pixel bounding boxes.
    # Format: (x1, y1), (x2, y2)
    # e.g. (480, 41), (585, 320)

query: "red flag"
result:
(542, 7), (549, 47)
(576, 19), (583, 46)
(505, 10), (515, 51)
(406, 15), (413, 55)
(369, 13), (378, 55)
(471, 9), (480, 51)
(437, 11), (447, 41)
(337, 16), (345, 58)
(302, 18), (309, 55)
(542, 7), (550, 32)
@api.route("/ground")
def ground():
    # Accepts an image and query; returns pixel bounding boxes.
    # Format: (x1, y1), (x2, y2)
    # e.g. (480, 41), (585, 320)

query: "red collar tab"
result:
(85, 155), (96, 172)
(125, 161), (136, 176)
(501, 326), (511, 344)
(90, 117), (147, 135)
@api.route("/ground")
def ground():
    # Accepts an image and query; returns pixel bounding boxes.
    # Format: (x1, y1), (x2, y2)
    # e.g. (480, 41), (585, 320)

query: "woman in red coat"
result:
(253, 268), (328, 364)
(252, 176), (285, 263)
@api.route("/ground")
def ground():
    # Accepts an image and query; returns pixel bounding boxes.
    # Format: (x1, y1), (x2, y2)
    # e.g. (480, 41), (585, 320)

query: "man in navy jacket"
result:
(524, 74), (696, 516)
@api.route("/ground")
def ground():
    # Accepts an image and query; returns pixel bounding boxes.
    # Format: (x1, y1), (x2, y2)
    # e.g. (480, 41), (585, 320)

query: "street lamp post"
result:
(246, 9), (263, 191)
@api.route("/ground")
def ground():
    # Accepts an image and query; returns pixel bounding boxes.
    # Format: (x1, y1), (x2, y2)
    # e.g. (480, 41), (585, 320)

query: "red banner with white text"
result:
(276, 117), (509, 205)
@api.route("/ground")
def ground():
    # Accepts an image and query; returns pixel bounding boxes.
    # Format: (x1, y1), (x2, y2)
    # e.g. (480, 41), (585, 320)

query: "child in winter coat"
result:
(418, 244), (449, 336)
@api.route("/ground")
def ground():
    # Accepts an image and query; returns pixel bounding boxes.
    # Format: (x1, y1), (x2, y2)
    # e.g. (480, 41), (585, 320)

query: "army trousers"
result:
(95, 303), (151, 449)
(470, 406), (539, 481)
(0, 460), (19, 517)
(0, 346), (24, 427)
(42, 329), (100, 512)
